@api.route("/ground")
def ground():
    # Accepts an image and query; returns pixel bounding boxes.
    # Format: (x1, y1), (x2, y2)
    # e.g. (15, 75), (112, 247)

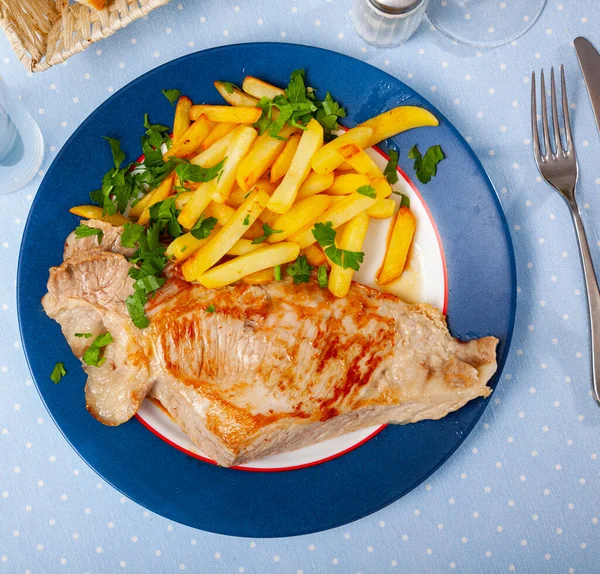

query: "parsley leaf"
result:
(222, 82), (237, 94)
(161, 88), (181, 106)
(408, 144), (445, 184)
(175, 159), (225, 183)
(50, 362), (66, 384)
(317, 265), (328, 288)
(126, 291), (150, 329)
(190, 215), (218, 240)
(102, 137), (125, 170)
(315, 91), (346, 136)
(401, 194), (411, 209)
(74, 224), (104, 245)
(383, 149), (399, 185)
(83, 332), (113, 367)
(274, 264), (282, 281)
(149, 197), (182, 239)
(312, 221), (365, 271)
(251, 223), (283, 244)
(356, 185), (376, 198)
(121, 223), (145, 248)
(206, 305), (216, 313)
(74, 333), (93, 338)
(243, 214), (250, 226)
(286, 255), (312, 284)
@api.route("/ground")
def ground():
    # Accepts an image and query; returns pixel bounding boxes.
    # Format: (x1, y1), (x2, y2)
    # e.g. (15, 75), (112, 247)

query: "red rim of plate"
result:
(135, 145), (449, 472)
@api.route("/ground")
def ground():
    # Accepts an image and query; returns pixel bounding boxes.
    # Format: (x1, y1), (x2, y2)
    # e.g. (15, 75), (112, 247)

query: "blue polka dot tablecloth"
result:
(1, 1), (600, 573)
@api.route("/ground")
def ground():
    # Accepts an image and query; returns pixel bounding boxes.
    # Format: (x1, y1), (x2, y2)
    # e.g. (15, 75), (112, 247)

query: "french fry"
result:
(258, 208), (279, 226)
(295, 171), (335, 199)
(268, 195), (331, 243)
(197, 243), (299, 289)
(182, 188), (270, 281)
(336, 144), (383, 178)
(228, 178), (277, 208)
(201, 122), (237, 150)
(189, 105), (262, 124)
(177, 181), (213, 230)
(138, 173), (176, 225)
(69, 206), (129, 226)
(328, 212), (370, 297)
(205, 202), (236, 227)
(358, 105), (439, 148)
(242, 267), (275, 285)
(267, 119), (324, 214)
(269, 133), (301, 183)
(377, 206), (416, 285)
(288, 188), (380, 249)
(214, 81), (259, 107)
(236, 125), (297, 191)
(302, 243), (328, 267)
(366, 198), (396, 219)
(242, 220), (264, 240)
(370, 177), (393, 199)
(173, 96), (192, 144)
(242, 76), (286, 100)
(227, 238), (262, 256)
(310, 126), (373, 175)
(175, 190), (194, 210)
(211, 126), (258, 203)
(165, 231), (215, 264)
(164, 115), (211, 160)
(190, 129), (236, 168)
(327, 173), (371, 195)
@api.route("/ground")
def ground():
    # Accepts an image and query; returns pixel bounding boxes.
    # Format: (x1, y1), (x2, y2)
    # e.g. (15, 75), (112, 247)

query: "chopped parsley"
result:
(242, 213), (250, 226)
(161, 88), (181, 106)
(408, 144), (445, 184)
(274, 265), (282, 281)
(175, 159), (225, 183)
(251, 223), (283, 244)
(74, 333), (93, 338)
(286, 255), (312, 284)
(401, 194), (411, 209)
(356, 185), (376, 199)
(190, 215), (218, 240)
(253, 69), (345, 140)
(74, 224), (104, 245)
(317, 265), (328, 288)
(383, 149), (399, 185)
(222, 82), (238, 94)
(312, 222), (364, 271)
(206, 304), (216, 313)
(82, 332), (113, 367)
(50, 362), (66, 384)
(120, 222), (145, 248)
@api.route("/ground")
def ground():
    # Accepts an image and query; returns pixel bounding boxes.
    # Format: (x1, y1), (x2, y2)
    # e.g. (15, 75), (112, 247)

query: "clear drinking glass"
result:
(0, 77), (44, 194)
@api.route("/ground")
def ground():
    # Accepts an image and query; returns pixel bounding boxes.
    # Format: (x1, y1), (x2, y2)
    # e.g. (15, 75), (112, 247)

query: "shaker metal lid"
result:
(370, 0), (424, 14)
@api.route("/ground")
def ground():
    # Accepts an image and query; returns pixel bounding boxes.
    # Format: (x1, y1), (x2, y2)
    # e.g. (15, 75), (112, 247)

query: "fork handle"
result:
(570, 205), (600, 406)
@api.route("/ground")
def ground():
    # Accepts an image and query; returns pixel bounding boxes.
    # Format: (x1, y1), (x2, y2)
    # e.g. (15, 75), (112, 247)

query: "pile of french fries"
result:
(71, 75), (438, 297)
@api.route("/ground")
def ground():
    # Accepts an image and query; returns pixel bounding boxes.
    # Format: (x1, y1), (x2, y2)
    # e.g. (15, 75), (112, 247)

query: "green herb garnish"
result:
(317, 265), (328, 288)
(74, 224), (104, 245)
(274, 265), (282, 281)
(356, 185), (376, 199)
(50, 362), (66, 384)
(286, 255), (312, 284)
(312, 222), (364, 271)
(206, 305), (216, 313)
(82, 332), (113, 367)
(383, 149), (399, 185)
(120, 223), (145, 248)
(243, 214), (250, 226)
(222, 82), (236, 94)
(161, 88), (181, 106)
(408, 144), (445, 184)
(190, 215), (218, 240)
(74, 333), (93, 338)
(251, 223), (283, 244)
(175, 159), (225, 183)
(400, 194), (411, 209)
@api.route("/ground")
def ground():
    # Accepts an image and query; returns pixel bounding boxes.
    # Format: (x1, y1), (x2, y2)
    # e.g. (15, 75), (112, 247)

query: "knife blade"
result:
(575, 36), (600, 137)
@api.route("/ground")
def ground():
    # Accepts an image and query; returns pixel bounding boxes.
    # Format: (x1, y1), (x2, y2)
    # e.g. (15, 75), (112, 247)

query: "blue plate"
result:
(17, 43), (516, 537)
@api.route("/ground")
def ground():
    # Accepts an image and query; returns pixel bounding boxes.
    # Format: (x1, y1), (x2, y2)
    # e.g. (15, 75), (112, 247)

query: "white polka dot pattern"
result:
(0, 1), (599, 572)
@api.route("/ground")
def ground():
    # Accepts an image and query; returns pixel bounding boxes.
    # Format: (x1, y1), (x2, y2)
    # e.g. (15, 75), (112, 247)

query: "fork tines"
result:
(531, 65), (575, 163)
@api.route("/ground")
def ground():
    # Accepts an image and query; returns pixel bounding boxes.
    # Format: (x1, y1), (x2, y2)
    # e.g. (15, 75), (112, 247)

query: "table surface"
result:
(1, 1), (599, 573)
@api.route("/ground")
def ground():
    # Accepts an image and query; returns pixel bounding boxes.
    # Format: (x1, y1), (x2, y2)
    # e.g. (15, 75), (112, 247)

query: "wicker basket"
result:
(0, 0), (170, 72)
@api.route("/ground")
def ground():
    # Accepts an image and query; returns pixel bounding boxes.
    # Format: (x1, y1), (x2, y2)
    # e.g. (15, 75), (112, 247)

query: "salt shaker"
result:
(352, 0), (430, 47)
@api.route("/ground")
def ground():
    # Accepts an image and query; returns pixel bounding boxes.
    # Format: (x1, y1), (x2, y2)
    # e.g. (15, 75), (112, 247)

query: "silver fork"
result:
(531, 66), (600, 406)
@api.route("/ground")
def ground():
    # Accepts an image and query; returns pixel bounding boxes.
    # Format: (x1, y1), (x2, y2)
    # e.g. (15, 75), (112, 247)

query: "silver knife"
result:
(575, 36), (600, 137)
